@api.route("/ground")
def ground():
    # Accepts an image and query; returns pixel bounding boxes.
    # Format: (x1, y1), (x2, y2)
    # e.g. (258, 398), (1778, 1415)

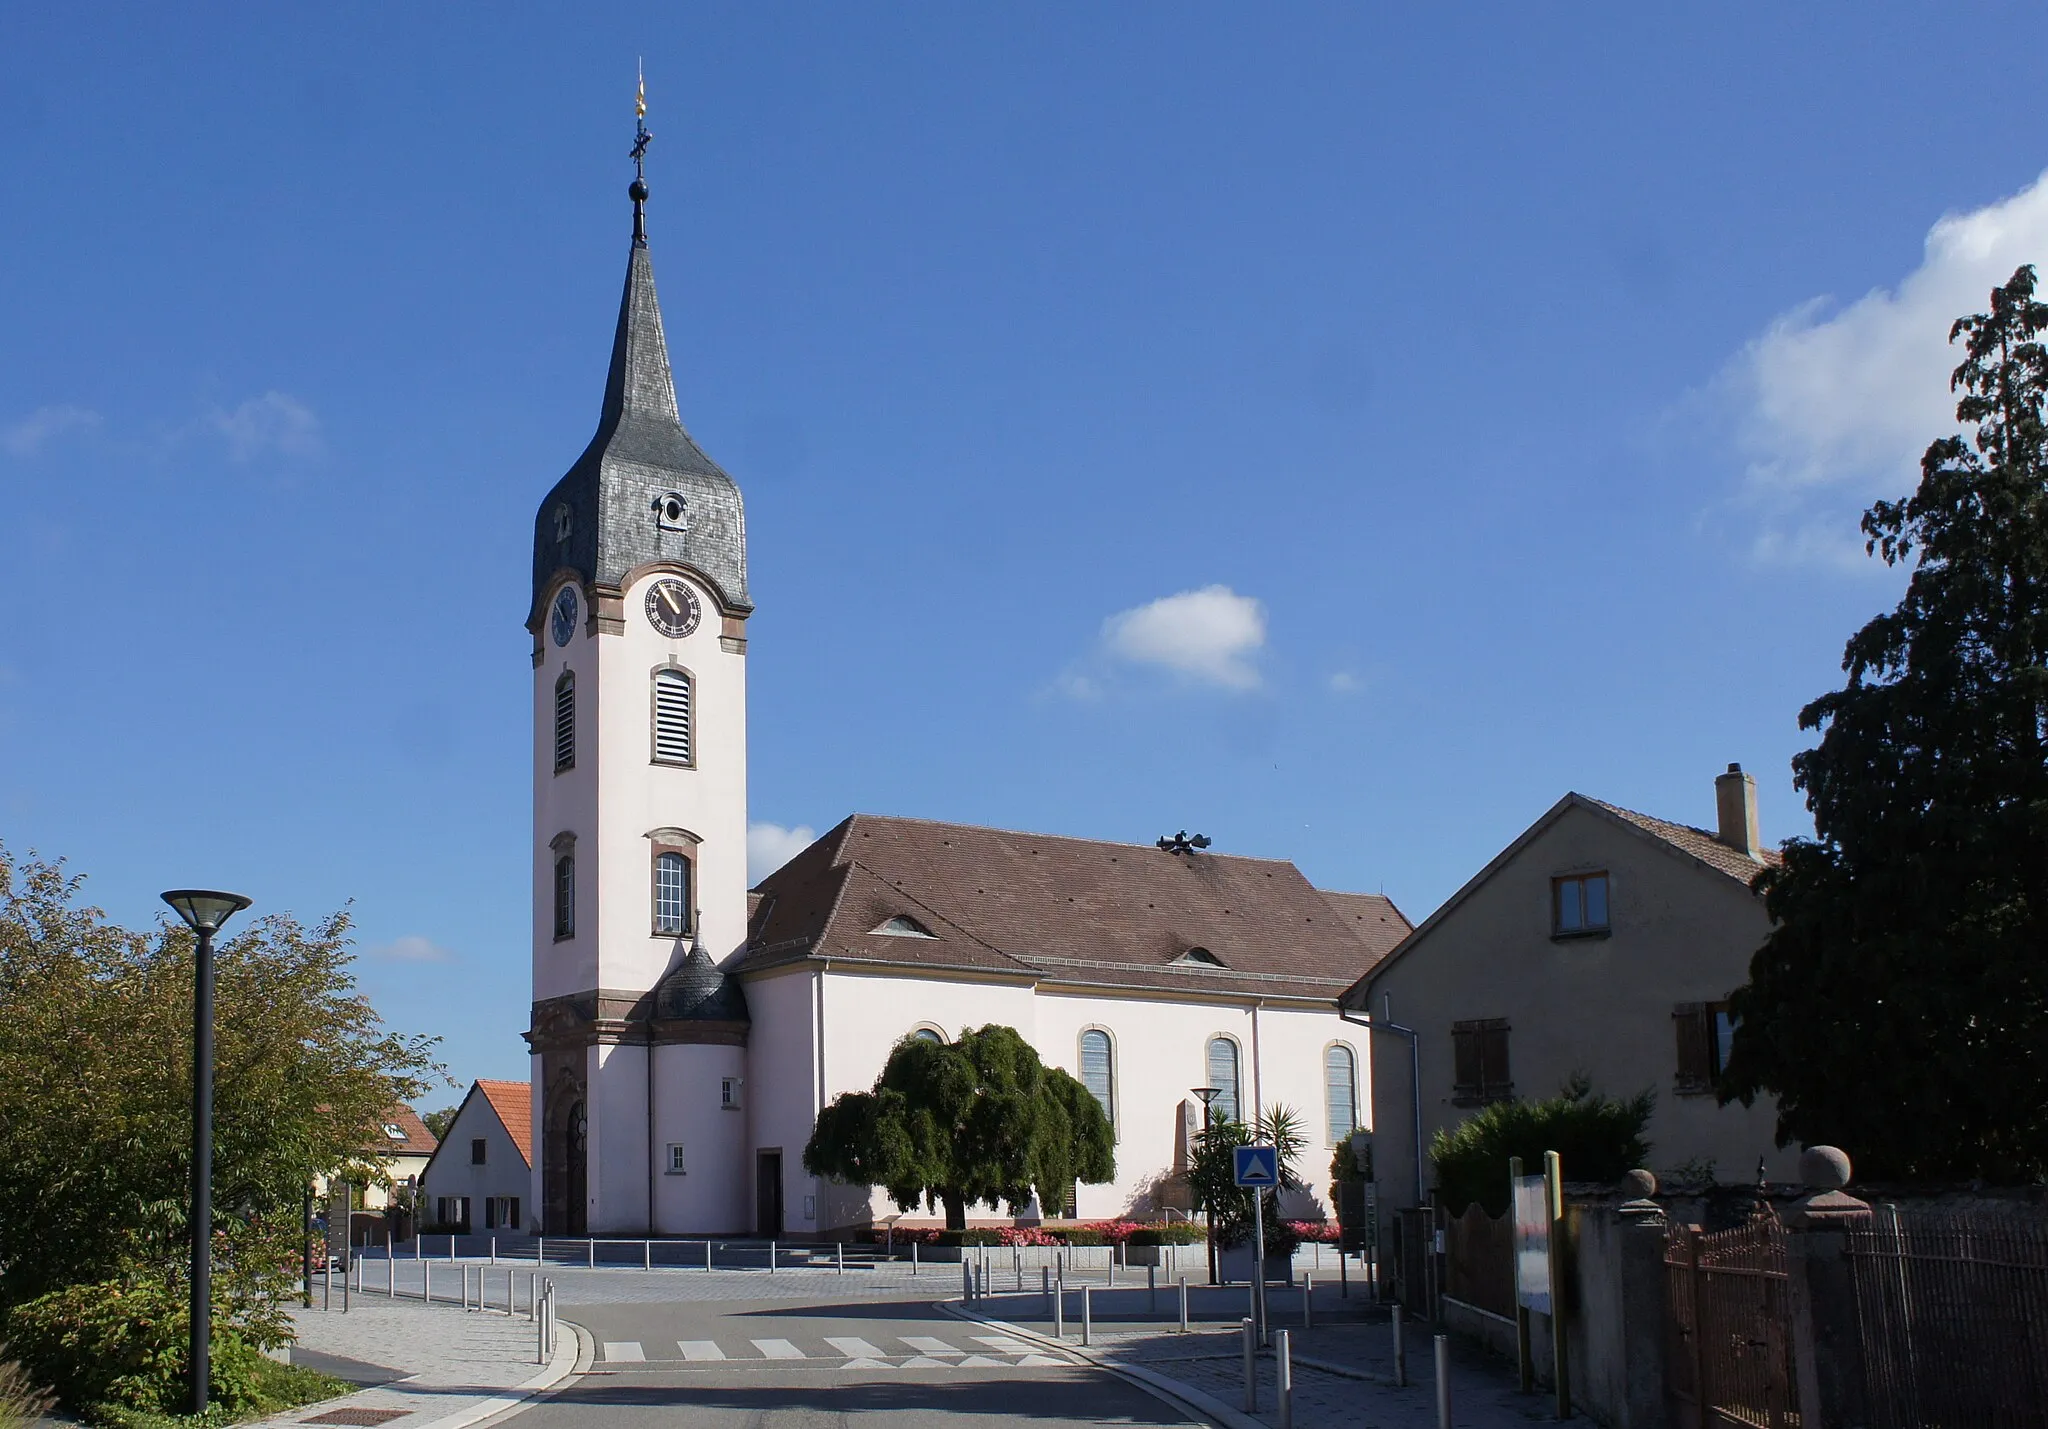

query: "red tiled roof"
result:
(1315, 890), (1413, 979)
(367, 1103), (437, 1156)
(1588, 799), (1783, 885)
(476, 1080), (533, 1168)
(744, 814), (1404, 1001)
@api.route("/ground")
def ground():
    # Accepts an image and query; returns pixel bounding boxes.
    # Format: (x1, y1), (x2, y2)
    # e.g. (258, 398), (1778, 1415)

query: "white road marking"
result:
(973, 1336), (1036, 1354)
(602, 1342), (645, 1362)
(1016, 1354), (1065, 1367)
(751, 1338), (806, 1360)
(825, 1338), (887, 1359)
(899, 1336), (963, 1357)
(956, 1355), (1005, 1367)
(677, 1341), (725, 1361)
(898, 1355), (947, 1368)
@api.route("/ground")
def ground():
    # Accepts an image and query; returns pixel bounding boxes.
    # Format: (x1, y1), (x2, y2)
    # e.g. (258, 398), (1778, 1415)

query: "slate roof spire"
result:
(526, 86), (751, 628)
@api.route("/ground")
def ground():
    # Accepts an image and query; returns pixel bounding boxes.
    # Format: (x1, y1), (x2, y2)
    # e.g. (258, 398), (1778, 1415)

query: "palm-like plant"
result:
(1186, 1103), (1308, 1254)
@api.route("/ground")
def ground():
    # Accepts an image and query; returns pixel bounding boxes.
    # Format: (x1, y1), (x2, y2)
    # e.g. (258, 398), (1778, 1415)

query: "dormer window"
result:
(382, 1123), (407, 1141)
(1175, 946), (1224, 966)
(872, 915), (937, 939)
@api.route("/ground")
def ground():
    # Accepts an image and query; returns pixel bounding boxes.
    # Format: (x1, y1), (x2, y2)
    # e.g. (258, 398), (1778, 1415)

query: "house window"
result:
(654, 851), (692, 935)
(721, 1077), (742, 1110)
(1553, 872), (1610, 936)
(436, 1196), (471, 1230)
(381, 1123), (407, 1141)
(1080, 1029), (1115, 1132)
(1206, 1036), (1242, 1124)
(1674, 1002), (1739, 1094)
(554, 671), (575, 773)
(1325, 1043), (1359, 1143)
(482, 1195), (520, 1230)
(652, 667), (693, 765)
(1451, 1019), (1513, 1105)
(667, 1142), (687, 1174)
(910, 1027), (944, 1044)
(553, 852), (575, 939)
(470, 1138), (487, 1166)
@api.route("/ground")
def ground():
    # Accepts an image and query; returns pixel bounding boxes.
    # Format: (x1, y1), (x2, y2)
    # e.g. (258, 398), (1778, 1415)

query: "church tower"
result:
(524, 105), (753, 1235)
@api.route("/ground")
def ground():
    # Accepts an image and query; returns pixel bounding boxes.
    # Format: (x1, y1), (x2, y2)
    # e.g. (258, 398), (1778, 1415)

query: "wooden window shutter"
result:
(1673, 1003), (1712, 1093)
(1452, 1023), (1480, 1098)
(1479, 1023), (1511, 1099)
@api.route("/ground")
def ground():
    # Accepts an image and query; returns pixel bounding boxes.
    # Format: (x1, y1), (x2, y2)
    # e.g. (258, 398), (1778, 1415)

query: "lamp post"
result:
(1192, 1086), (1221, 1286)
(163, 889), (253, 1418)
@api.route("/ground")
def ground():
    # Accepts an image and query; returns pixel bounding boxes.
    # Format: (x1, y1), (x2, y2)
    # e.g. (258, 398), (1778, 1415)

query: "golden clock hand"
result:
(662, 586), (682, 616)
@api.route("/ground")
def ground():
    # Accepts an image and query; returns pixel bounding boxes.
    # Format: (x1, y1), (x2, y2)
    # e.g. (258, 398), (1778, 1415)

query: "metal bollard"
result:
(644, 1239), (651, 1271)
(1148, 1263), (1157, 1312)
(837, 1242), (845, 1274)
(963, 1262), (973, 1301)
(491, 1236), (498, 1265)
(587, 1238), (595, 1269)
(1393, 1304), (1407, 1387)
(537, 1235), (544, 1265)
(1304, 1272), (1314, 1329)
(1277, 1329), (1293, 1429)
(1082, 1284), (1092, 1346)
(769, 1239), (776, 1273)
(1042, 1265), (1051, 1310)
(1179, 1277), (1189, 1332)
(322, 1257), (331, 1311)
(1435, 1334), (1452, 1429)
(912, 1240), (919, 1275)
(388, 1251), (395, 1298)
(423, 1261), (431, 1304)
(1241, 1317), (1257, 1411)
(1054, 1279), (1065, 1338)
(1340, 1247), (1348, 1298)
(528, 1270), (538, 1320)
(707, 1239), (715, 1272)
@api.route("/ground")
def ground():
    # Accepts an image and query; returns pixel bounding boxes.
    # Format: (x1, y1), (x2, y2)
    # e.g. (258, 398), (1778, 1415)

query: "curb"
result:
(267, 1310), (585, 1429)
(940, 1299), (1263, 1429)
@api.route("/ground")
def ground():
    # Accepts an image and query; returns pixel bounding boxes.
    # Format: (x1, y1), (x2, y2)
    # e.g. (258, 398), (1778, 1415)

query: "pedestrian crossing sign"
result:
(1233, 1144), (1279, 1187)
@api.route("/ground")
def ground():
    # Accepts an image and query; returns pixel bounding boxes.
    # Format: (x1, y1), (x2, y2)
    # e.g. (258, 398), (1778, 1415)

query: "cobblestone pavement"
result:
(263, 1293), (576, 1429)
(960, 1306), (1555, 1429)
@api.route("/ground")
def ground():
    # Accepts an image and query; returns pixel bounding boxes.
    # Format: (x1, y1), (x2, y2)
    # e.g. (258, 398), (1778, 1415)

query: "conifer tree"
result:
(1722, 267), (2048, 1181)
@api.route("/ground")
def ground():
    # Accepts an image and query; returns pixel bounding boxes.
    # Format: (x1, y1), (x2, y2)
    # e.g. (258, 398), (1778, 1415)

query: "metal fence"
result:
(1847, 1207), (2048, 1429)
(1443, 1203), (1514, 1320)
(1664, 1212), (1799, 1429)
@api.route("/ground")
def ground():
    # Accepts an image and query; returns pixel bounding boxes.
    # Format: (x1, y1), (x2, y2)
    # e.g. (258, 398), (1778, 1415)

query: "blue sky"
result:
(6, 5), (2047, 1102)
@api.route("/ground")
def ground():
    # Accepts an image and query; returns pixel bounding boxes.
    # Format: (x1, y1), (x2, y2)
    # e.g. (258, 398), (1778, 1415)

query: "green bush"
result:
(1059, 1228), (1106, 1246)
(932, 1229), (1003, 1247)
(4, 1280), (292, 1418)
(1123, 1224), (1206, 1245)
(1430, 1075), (1654, 1217)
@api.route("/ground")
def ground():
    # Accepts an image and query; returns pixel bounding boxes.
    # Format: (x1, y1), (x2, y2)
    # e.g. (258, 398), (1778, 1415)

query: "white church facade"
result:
(523, 146), (1407, 1237)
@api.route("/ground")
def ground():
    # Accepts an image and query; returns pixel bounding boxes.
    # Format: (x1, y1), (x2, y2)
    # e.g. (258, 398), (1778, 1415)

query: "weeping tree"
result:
(803, 1024), (1114, 1228)
(1723, 266), (2048, 1181)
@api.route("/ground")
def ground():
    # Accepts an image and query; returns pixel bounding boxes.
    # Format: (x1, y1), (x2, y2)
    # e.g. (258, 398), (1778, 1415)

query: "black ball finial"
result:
(629, 178), (649, 203)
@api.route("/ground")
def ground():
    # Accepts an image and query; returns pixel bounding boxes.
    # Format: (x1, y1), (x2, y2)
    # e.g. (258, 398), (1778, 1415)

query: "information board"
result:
(1512, 1173), (1551, 1313)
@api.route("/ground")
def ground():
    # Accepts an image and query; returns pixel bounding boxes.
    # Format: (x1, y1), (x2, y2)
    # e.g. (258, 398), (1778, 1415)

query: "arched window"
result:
(652, 667), (692, 765)
(1206, 1036), (1241, 1124)
(1080, 1029), (1115, 1132)
(654, 851), (691, 935)
(1325, 1044), (1358, 1144)
(910, 1027), (944, 1044)
(553, 853), (575, 939)
(553, 671), (575, 773)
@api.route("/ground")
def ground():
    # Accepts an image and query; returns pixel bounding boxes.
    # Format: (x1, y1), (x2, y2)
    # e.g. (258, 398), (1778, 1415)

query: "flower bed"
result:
(865, 1219), (1208, 1247)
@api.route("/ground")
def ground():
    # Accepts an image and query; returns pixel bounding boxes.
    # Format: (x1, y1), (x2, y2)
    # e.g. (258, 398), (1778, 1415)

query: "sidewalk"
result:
(259, 1294), (581, 1429)
(947, 1298), (1553, 1429)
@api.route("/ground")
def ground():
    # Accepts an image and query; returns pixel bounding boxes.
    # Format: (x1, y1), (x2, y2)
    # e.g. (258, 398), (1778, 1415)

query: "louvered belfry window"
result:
(654, 851), (690, 935)
(1080, 1029), (1115, 1131)
(653, 668), (692, 764)
(553, 671), (575, 772)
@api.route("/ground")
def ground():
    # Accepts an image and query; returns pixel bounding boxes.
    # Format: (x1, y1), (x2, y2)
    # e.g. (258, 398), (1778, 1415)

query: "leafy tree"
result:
(422, 1107), (460, 1140)
(803, 1025), (1112, 1228)
(1722, 267), (2048, 1182)
(0, 845), (441, 1309)
(1184, 1104), (1308, 1254)
(1429, 1077), (1653, 1217)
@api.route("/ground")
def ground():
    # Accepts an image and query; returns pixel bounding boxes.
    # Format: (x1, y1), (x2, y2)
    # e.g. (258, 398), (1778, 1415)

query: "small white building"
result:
(419, 1080), (534, 1233)
(520, 146), (1408, 1237)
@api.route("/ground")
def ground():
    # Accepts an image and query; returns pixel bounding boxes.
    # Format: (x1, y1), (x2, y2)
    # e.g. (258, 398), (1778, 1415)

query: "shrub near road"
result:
(0, 846), (439, 1421)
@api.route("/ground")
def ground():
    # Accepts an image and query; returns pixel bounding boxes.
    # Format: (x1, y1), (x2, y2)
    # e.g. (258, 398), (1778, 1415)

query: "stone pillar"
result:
(1785, 1146), (1871, 1429)
(1614, 1170), (1669, 1429)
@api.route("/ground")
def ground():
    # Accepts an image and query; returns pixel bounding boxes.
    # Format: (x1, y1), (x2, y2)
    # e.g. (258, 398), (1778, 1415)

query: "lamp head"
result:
(161, 889), (253, 933)
(1191, 1086), (1221, 1106)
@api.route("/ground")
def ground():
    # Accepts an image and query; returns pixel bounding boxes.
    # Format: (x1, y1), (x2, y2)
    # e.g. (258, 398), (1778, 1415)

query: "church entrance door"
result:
(565, 1100), (587, 1236)
(755, 1149), (782, 1237)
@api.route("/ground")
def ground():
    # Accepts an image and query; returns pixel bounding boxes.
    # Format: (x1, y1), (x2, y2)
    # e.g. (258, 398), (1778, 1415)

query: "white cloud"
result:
(1327, 670), (1362, 693)
(749, 821), (816, 884)
(369, 934), (455, 963)
(211, 391), (323, 462)
(1098, 585), (1267, 690)
(1731, 169), (2048, 500)
(4, 405), (100, 456)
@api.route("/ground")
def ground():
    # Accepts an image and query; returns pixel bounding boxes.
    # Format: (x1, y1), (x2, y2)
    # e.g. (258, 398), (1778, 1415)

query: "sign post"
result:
(1234, 1144), (1280, 1346)
(1545, 1150), (1569, 1419)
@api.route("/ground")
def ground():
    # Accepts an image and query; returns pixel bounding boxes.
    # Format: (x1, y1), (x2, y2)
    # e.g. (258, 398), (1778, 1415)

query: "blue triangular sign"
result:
(1234, 1145), (1279, 1187)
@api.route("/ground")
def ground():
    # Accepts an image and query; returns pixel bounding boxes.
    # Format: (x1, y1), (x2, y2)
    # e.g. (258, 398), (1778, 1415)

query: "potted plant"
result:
(1187, 1104), (1306, 1285)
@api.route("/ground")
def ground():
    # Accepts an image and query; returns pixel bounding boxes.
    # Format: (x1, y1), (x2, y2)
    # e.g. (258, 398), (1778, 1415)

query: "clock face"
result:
(645, 578), (701, 639)
(551, 586), (578, 647)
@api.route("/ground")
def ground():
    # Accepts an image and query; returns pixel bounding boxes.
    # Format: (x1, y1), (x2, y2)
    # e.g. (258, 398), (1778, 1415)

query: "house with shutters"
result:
(1341, 764), (1800, 1216)
(419, 1080), (534, 1233)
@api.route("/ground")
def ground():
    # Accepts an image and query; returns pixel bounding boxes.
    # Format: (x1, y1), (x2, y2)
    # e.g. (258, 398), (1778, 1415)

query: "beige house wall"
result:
(1365, 801), (1796, 1214)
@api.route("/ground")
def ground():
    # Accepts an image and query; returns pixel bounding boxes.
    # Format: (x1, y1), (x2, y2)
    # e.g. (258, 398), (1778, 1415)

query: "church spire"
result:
(630, 63), (651, 249)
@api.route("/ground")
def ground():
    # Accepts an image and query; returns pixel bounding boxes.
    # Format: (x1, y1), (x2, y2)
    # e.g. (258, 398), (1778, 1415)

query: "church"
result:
(522, 133), (1406, 1237)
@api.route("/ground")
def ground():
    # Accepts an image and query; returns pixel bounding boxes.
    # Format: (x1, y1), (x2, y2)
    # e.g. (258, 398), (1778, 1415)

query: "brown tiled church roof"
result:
(742, 814), (1405, 1003)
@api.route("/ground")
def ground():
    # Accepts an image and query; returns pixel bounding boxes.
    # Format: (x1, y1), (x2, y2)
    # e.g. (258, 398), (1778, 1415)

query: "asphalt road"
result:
(513, 1289), (1204, 1429)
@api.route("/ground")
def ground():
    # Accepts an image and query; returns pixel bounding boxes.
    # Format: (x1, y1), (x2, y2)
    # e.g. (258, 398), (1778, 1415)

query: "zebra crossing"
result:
(599, 1331), (1071, 1370)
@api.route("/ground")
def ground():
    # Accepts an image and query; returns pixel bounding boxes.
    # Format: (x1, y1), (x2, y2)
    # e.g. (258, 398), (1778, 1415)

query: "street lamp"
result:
(1191, 1086), (1221, 1286)
(163, 889), (253, 1418)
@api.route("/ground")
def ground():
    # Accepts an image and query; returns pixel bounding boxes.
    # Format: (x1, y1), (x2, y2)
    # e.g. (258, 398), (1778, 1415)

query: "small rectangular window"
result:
(1553, 873), (1610, 936)
(1451, 1018), (1513, 1105)
(1675, 1001), (1740, 1094)
(721, 1077), (742, 1110)
(471, 1137), (488, 1166)
(667, 1142), (687, 1174)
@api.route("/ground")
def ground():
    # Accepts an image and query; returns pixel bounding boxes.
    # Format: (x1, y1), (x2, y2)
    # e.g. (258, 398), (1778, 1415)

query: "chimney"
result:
(1715, 763), (1760, 858)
